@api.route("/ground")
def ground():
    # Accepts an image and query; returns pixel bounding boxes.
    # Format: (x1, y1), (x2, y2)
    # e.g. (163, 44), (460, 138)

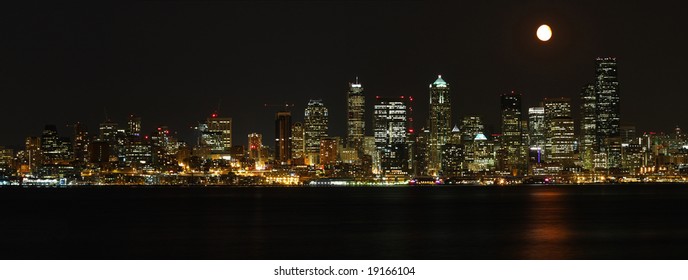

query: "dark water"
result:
(1, 185), (687, 259)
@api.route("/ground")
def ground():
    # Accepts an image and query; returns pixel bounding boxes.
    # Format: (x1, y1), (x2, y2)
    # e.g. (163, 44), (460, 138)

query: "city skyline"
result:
(1, 1), (687, 149)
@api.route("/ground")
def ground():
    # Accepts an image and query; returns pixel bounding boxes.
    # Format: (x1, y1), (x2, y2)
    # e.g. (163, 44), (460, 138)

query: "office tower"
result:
(291, 122), (305, 163)
(319, 137), (339, 166)
(0, 147), (13, 170)
(528, 107), (546, 164)
(374, 96), (409, 176)
(347, 78), (365, 153)
(275, 111), (292, 164)
(89, 141), (111, 165)
(460, 116), (484, 142)
(427, 75), (452, 175)
(41, 125), (71, 164)
(124, 137), (152, 168)
(620, 125), (636, 144)
(441, 126), (464, 177)
(580, 83), (597, 170)
(206, 114), (232, 153)
(127, 115), (142, 137)
(99, 120), (119, 143)
(359, 135), (375, 174)
(72, 122), (90, 165)
(304, 99), (329, 165)
(412, 127), (430, 176)
(500, 90), (524, 175)
(150, 126), (178, 168)
(248, 133), (263, 161)
(544, 98), (575, 165)
(595, 57), (621, 169)
(467, 133), (496, 172)
(24, 137), (42, 173)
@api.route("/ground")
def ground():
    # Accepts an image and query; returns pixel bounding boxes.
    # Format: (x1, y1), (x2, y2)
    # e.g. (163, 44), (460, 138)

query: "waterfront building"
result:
(580, 83), (597, 170)
(304, 100), (329, 165)
(543, 98), (575, 165)
(346, 78), (365, 153)
(427, 75), (452, 175)
(374, 96), (409, 177)
(275, 111), (292, 165)
(595, 57), (621, 169)
(500, 90), (525, 175)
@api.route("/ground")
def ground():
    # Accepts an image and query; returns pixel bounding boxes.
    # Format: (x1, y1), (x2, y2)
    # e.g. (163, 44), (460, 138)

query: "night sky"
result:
(1, 1), (686, 149)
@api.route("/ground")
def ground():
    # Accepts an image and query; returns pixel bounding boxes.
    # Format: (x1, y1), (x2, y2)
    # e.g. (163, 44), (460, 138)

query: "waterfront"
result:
(0, 184), (687, 259)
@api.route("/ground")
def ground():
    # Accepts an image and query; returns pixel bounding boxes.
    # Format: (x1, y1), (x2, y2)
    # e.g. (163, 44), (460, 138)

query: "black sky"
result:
(1, 1), (686, 148)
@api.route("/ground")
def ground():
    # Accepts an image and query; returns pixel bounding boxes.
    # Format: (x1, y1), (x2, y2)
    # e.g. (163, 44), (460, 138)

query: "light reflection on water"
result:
(522, 189), (572, 259)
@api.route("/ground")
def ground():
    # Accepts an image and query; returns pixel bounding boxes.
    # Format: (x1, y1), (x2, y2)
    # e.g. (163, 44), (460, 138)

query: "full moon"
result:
(536, 24), (552, 41)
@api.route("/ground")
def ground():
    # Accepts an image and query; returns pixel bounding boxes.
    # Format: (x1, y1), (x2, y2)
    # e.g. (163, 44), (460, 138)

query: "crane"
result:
(263, 103), (295, 111)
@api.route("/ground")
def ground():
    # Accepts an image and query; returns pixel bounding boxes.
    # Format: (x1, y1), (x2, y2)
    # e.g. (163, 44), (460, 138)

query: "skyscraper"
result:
(99, 120), (119, 143)
(72, 122), (90, 165)
(543, 98), (575, 165)
(127, 115), (142, 137)
(304, 99), (328, 165)
(41, 125), (71, 164)
(346, 78), (365, 153)
(319, 137), (339, 166)
(580, 83), (597, 170)
(500, 90), (524, 175)
(460, 116), (484, 142)
(248, 133), (263, 161)
(528, 107), (546, 164)
(595, 57), (621, 169)
(291, 122), (305, 163)
(374, 96), (409, 177)
(206, 114), (232, 153)
(427, 75), (452, 175)
(275, 111), (292, 165)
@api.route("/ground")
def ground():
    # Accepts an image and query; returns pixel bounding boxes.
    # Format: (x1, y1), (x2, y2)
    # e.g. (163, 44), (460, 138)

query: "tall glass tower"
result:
(500, 90), (524, 175)
(304, 99), (329, 165)
(427, 75), (451, 175)
(275, 111), (292, 165)
(580, 83), (597, 170)
(595, 57), (621, 169)
(346, 78), (365, 154)
(374, 96), (409, 176)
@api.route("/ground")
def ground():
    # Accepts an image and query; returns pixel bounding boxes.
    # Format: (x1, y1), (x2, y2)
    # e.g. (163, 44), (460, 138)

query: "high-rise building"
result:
(0, 147), (13, 171)
(620, 125), (636, 144)
(528, 107), (546, 164)
(544, 98), (575, 165)
(427, 75), (452, 175)
(374, 96), (409, 176)
(441, 126), (464, 177)
(346, 78), (365, 153)
(127, 115), (142, 137)
(460, 116), (484, 142)
(275, 111), (292, 165)
(248, 133), (263, 161)
(412, 127), (430, 176)
(41, 125), (71, 164)
(319, 137), (339, 166)
(595, 57), (621, 169)
(72, 122), (90, 165)
(206, 114), (232, 153)
(580, 83), (597, 170)
(99, 120), (119, 143)
(291, 122), (305, 163)
(500, 90), (524, 175)
(304, 100), (328, 165)
(363, 135), (377, 174)
(24, 137), (42, 173)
